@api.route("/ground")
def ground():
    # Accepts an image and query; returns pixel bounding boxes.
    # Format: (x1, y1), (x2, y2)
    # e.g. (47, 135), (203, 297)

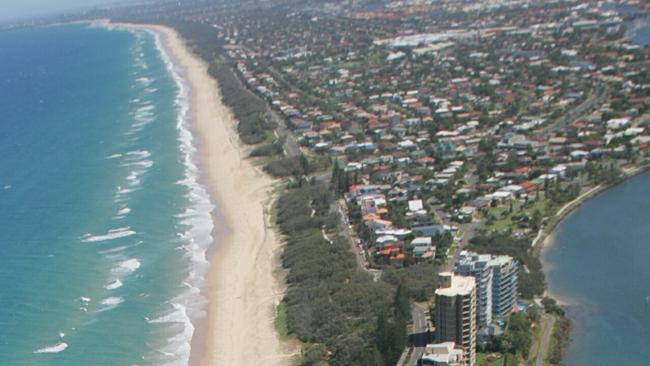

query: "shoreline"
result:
(533, 163), (650, 250)
(110, 22), (295, 366)
(534, 163), (650, 304)
(535, 163), (650, 363)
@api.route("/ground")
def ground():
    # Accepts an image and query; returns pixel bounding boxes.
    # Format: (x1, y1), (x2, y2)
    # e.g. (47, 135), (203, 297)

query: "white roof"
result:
(538, 174), (558, 180)
(489, 255), (514, 267)
(502, 184), (524, 193)
(377, 229), (413, 237)
(607, 118), (630, 128)
(449, 160), (464, 167)
(625, 127), (644, 136)
(411, 237), (432, 246)
(459, 206), (476, 215)
(550, 165), (567, 173)
(376, 235), (397, 243)
(492, 191), (513, 199)
(408, 199), (424, 212)
(398, 140), (416, 148)
(423, 342), (463, 363)
(436, 273), (475, 297)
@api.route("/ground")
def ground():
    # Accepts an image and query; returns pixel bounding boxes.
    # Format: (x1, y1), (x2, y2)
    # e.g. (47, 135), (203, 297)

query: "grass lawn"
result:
(526, 316), (545, 365)
(477, 352), (503, 366)
(542, 319), (562, 366)
(485, 199), (551, 231)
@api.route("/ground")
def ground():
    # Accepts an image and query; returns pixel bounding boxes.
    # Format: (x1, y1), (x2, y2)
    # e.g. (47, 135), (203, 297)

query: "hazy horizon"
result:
(1, 0), (126, 22)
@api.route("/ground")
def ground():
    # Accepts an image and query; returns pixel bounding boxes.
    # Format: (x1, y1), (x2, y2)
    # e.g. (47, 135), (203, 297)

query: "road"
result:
(219, 54), (301, 159)
(534, 315), (556, 366)
(335, 199), (382, 280)
(538, 86), (610, 137)
(444, 221), (482, 272)
(406, 303), (430, 366)
(267, 110), (301, 158)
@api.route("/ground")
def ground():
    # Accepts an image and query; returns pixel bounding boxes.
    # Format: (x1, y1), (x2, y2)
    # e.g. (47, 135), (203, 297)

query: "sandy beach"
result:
(116, 23), (296, 366)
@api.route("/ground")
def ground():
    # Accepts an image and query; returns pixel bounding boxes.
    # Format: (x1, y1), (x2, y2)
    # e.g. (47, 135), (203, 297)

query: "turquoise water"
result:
(0, 24), (213, 365)
(542, 171), (650, 365)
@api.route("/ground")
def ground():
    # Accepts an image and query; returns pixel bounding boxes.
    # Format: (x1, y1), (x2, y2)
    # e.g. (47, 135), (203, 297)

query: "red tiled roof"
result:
(520, 180), (536, 191)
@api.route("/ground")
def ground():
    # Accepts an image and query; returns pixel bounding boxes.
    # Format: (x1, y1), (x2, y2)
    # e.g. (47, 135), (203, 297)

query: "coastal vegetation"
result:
(264, 155), (309, 177)
(478, 310), (537, 366)
(548, 317), (571, 365)
(162, 21), (273, 145)
(275, 182), (410, 366)
(250, 140), (284, 157)
(542, 297), (571, 365)
(382, 263), (441, 302)
(208, 62), (271, 144)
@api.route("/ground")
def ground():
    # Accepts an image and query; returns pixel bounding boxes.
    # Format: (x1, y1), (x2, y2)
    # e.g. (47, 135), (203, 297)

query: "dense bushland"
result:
(276, 183), (409, 366)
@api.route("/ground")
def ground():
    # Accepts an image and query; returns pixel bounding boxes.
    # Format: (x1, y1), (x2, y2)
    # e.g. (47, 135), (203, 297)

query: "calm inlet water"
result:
(542, 171), (650, 365)
(0, 24), (214, 365)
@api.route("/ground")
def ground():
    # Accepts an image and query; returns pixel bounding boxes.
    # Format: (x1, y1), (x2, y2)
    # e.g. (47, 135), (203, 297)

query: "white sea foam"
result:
(95, 24), (216, 365)
(98, 296), (124, 312)
(100, 296), (124, 306)
(148, 303), (190, 325)
(132, 109), (156, 127)
(135, 110), (154, 119)
(106, 153), (122, 159)
(125, 149), (151, 160)
(117, 207), (131, 216)
(126, 171), (140, 184)
(134, 113), (154, 122)
(33, 342), (68, 354)
(136, 104), (155, 113)
(129, 28), (217, 366)
(147, 303), (195, 365)
(133, 106), (155, 119)
(82, 227), (136, 243)
(136, 76), (154, 86)
(105, 280), (123, 290)
(132, 120), (153, 129)
(116, 186), (135, 195)
(120, 160), (153, 169)
(111, 258), (141, 275)
(99, 245), (128, 255)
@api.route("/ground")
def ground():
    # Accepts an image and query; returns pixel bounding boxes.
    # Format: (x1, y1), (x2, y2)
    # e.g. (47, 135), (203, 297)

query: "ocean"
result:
(542, 171), (650, 365)
(0, 23), (214, 365)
